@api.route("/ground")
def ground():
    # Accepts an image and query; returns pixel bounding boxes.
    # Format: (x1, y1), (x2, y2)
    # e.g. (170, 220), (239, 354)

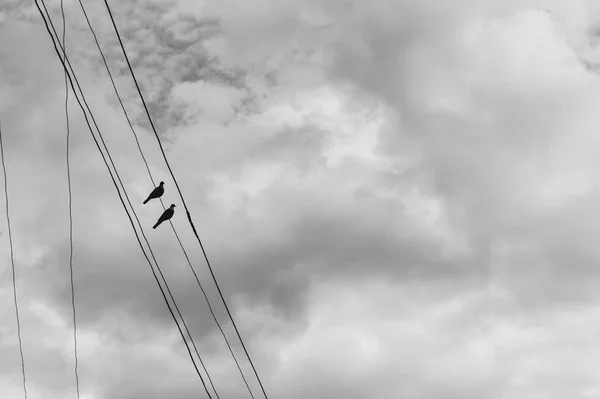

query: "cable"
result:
(0, 121), (28, 399)
(37, 4), (221, 397)
(34, 2), (214, 397)
(75, 1), (256, 397)
(35, 4), (213, 396)
(59, 1), (81, 397)
(52, 6), (219, 392)
(35, 4), (217, 396)
(101, 2), (271, 398)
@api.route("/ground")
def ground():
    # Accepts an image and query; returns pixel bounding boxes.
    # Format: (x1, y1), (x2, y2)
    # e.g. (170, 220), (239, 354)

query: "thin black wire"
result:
(101, 2), (270, 398)
(0, 122), (28, 399)
(76, 1), (256, 397)
(35, 4), (212, 397)
(34, 2), (213, 397)
(37, 3), (217, 397)
(59, 1), (81, 397)
(52, 5), (219, 395)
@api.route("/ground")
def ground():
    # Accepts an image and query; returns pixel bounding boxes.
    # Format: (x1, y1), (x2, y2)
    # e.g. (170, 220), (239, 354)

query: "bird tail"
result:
(153, 220), (161, 229)
(143, 197), (150, 204)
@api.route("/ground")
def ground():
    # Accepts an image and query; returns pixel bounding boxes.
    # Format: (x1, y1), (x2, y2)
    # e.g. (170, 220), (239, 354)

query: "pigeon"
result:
(153, 204), (176, 229)
(143, 181), (164, 204)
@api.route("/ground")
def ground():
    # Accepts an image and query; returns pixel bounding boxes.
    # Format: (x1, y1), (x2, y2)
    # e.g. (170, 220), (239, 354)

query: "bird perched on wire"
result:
(143, 181), (164, 204)
(153, 204), (176, 229)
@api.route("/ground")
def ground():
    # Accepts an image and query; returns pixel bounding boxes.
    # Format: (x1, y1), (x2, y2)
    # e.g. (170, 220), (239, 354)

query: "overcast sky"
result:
(2, 0), (600, 398)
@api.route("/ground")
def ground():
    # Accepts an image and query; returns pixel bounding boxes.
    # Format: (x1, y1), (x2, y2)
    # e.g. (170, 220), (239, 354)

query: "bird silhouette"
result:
(153, 204), (175, 229)
(143, 182), (164, 204)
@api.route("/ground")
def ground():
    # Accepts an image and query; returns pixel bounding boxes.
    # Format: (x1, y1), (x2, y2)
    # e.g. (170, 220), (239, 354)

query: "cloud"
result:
(4, 0), (600, 398)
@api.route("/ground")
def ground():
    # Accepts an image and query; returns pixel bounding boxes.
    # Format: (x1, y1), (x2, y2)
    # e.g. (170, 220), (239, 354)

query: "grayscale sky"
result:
(2, 0), (600, 398)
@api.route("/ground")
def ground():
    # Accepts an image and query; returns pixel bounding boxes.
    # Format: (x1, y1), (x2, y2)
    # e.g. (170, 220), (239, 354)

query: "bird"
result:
(143, 181), (164, 204)
(153, 204), (176, 229)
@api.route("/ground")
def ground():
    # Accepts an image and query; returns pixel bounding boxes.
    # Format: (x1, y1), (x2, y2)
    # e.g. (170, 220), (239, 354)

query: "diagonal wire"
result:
(75, 1), (256, 397)
(58, 1), (81, 397)
(35, 2), (212, 396)
(34, 2), (215, 397)
(101, 2), (270, 397)
(0, 121), (28, 399)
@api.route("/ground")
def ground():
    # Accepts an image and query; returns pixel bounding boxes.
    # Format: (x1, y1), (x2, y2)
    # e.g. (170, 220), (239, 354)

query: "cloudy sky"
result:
(3, 0), (600, 398)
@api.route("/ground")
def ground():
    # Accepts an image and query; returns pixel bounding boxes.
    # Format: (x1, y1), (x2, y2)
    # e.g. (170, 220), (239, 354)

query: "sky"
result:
(2, 0), (600, 398)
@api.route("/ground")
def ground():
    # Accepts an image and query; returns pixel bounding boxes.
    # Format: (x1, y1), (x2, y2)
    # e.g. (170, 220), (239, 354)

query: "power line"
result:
(59, 1), (81, 397)
(0, 121), (28, 399)
(34, 2), (214, 397)
(36, 3), (217, 395)
(75, 1), (256, 397)
(35, 4), (213, 395)
(101, 2), (271, 398)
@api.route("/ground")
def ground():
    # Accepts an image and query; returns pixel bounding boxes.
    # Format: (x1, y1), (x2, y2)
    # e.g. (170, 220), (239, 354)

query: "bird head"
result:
(171, 204), (176, 208)
(159, 181), (164, 186)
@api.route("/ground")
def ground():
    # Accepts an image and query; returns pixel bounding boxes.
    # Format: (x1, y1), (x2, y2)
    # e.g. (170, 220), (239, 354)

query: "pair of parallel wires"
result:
(34, 0), (217, 397)
(0, 1), (271, 399)
(0, 5), (77, 399)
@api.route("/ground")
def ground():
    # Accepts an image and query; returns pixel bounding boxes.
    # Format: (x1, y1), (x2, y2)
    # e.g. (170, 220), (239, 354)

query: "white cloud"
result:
(4, 0), (600, 398)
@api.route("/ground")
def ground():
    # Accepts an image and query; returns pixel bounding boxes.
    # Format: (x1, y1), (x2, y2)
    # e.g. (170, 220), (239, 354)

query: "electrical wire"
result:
(35, 4), (213, 395)
(0, 121), (28, 399)
(75, 1), (256, 397)
(101, 2), (271, 397)
(59, 1), (81, 397)
(34, 2), (214, 397)
(36, 3), (217, 396)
